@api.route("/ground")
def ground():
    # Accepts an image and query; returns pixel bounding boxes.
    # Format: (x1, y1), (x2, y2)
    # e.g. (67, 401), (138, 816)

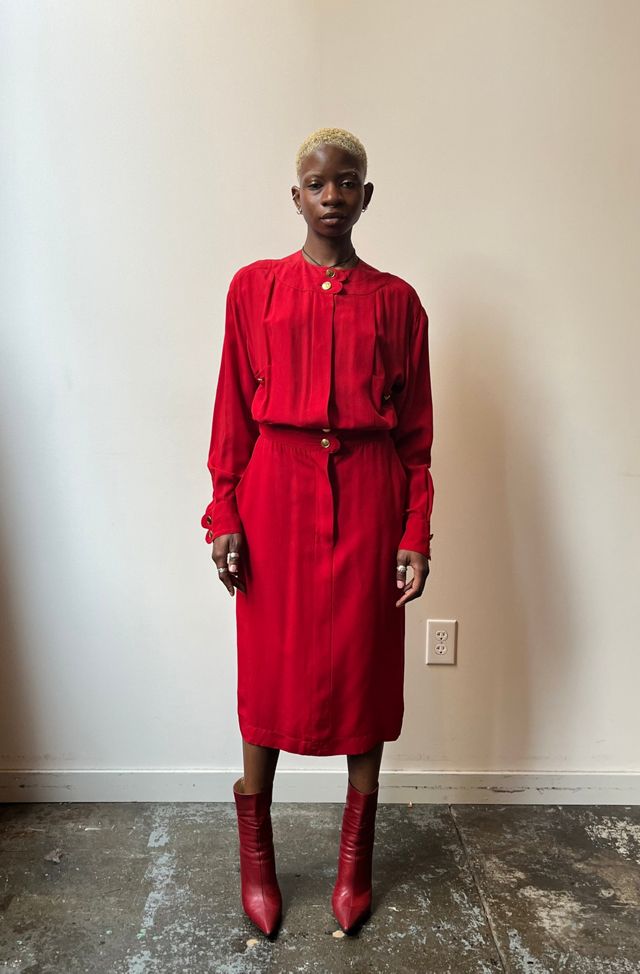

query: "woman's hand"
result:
(395, 549), (430, 607)
(212, 533), (247, 596)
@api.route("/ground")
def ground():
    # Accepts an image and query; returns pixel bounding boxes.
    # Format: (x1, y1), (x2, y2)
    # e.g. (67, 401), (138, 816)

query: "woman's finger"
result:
(395, 572), (420, 607)
(212, 534), (246, 596)
(227, 534), (246, 593)
(395, 550), (429, 607)
(396, 557), (410, 590)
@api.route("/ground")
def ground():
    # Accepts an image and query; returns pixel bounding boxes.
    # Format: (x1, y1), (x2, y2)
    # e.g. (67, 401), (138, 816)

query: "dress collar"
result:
(272, 248), (389, 294)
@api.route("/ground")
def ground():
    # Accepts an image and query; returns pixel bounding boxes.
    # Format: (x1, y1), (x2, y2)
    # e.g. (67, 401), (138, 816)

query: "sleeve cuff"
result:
(201, 498), (243, 543)
(398, 519), (434, 559)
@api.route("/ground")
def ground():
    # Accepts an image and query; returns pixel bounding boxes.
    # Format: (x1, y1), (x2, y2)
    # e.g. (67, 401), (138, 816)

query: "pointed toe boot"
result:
(233, 778), (283, 938)
(331, 778), (380, 934)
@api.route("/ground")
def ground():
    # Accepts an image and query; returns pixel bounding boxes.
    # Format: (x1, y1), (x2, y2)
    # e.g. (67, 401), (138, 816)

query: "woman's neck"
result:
(300, 233), (357, 268)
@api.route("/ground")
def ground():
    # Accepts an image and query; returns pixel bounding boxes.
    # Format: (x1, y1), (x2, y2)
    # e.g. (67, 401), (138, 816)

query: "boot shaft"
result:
(233, 782), (275, 858)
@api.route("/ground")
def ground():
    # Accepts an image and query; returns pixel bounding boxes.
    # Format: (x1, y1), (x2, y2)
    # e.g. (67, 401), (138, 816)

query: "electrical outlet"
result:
(426, 619), (458, 665)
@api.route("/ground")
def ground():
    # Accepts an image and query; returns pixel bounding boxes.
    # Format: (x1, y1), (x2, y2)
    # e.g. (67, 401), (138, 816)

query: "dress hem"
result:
(238, 715), (402, 757)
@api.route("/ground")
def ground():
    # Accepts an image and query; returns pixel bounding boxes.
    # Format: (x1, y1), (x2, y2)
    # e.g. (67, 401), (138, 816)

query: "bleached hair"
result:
(295, 127), (367, 181)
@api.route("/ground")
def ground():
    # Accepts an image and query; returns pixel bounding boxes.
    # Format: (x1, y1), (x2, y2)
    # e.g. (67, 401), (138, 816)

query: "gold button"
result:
(326, 268), (335, 277)
(321, 281), (332, 290)
(320, 437), (330, 448)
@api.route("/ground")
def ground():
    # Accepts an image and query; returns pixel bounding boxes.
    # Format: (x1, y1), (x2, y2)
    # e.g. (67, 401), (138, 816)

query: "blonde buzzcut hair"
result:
(295, 126), (367, 181)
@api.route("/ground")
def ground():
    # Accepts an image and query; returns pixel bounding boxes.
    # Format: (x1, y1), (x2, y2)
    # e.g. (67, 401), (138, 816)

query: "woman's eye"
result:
(306, 181), (355, 190)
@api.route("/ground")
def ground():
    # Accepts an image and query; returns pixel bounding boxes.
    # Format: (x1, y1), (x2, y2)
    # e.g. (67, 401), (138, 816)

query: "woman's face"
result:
(294, 143), (373, 235)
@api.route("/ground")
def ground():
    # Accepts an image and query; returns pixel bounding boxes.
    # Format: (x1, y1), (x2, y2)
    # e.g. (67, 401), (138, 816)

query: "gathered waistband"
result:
(257, 422), (392, 453)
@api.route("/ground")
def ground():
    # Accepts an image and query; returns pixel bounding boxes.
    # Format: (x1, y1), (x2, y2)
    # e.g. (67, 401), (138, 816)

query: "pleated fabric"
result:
(201, 249), (434, 756)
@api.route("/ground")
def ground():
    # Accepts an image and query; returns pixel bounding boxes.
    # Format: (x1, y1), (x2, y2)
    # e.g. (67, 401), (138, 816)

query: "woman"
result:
(201, 126), (434, 938)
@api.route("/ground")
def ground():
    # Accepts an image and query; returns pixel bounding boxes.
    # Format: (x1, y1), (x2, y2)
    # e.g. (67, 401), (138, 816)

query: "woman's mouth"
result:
(321, 215), (346, 224)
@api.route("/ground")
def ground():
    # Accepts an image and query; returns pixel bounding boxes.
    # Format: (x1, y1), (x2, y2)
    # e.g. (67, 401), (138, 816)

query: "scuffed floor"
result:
(0, 801), (639, 972)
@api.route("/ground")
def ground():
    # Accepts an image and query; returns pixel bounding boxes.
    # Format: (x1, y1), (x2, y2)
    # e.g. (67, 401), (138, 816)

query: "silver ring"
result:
(217, 566), (229, 575)
(228, 552), (240, 561)
(396, 565), (407, 574)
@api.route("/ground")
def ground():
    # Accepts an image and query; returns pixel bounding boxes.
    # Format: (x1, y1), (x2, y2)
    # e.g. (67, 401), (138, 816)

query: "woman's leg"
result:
(332, 741), (384, 933)
(232, 738), (283, 938)
(234, 739), (280, 794)
(347, 740), (384, 792)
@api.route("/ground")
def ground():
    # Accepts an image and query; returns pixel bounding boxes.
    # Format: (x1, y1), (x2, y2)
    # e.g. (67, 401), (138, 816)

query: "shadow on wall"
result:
(0, 497), (42, 775)
(400, 256), (579, 772)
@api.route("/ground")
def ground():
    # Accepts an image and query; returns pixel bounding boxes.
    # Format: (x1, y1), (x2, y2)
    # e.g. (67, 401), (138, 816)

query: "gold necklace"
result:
(301, 246), (359, 269)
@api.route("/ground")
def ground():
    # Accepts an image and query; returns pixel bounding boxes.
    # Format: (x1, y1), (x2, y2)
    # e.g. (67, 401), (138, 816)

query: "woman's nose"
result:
(321, 183), (341, 203)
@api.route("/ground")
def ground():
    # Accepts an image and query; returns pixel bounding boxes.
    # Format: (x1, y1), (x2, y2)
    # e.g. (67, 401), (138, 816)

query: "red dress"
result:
(201, 248), (434, 756)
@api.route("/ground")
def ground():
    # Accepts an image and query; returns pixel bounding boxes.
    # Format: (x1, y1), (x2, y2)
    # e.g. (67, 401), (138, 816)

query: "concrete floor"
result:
(1, 801), (639, 973)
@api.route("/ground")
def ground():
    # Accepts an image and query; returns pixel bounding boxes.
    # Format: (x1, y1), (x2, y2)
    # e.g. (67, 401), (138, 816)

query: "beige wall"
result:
(1, 1), (638, 796)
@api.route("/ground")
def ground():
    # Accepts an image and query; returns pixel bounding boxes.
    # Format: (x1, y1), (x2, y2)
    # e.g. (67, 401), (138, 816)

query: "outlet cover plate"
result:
(426, 619), (458, 665)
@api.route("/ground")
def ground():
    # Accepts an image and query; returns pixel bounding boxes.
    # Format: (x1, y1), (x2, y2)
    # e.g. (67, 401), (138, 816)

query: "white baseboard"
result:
(0, 770), (638, 804)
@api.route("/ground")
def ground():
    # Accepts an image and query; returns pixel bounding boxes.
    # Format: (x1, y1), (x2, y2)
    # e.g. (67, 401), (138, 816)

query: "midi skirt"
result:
(233, 420), (408, 756)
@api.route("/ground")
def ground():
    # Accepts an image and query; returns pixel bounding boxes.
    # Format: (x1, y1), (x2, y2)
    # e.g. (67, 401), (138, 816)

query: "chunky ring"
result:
(217, 566), (229, 575)
(396, 564), (407, 574)
(228, 552), (240, 561)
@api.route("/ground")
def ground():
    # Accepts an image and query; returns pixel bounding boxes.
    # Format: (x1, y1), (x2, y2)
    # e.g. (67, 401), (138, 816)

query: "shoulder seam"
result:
(230, 259), (277, 288)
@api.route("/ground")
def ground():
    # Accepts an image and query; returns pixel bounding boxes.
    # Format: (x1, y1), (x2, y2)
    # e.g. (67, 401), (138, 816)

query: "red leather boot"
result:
(233, 777), (283, 938)
(331, 778), (380, 933)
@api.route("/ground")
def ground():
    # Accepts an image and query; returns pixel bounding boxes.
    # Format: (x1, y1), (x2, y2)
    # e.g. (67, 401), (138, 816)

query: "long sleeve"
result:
(392, 297), (435, 558)
(201, 276), (260, 543)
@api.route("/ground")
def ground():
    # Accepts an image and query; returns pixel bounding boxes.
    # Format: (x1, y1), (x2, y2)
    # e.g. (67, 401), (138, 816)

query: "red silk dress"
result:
(201, 248), (434, 756)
